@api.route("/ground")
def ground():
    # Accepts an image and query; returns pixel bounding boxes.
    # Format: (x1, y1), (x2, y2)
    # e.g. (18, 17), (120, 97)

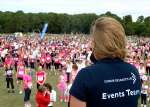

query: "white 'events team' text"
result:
(102, 89), (140, 100)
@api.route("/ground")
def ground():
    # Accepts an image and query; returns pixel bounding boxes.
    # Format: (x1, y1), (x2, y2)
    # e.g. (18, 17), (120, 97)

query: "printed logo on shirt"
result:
(101, 89), (140, 100)
(131, 73), (136, 84)
(7, 70), (12, 75)
(47, 57), (50, 60)
(147, 63), (150, 67)
(28, 82), (32, 88)
(38, 76), (44, 81)
(19, 70), (24, 75)
(104, 73), (137, 85)
(42, 59), (45, 62)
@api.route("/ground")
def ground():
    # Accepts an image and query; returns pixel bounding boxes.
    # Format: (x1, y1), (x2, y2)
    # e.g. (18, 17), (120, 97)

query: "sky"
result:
(0, 0), (150, 21)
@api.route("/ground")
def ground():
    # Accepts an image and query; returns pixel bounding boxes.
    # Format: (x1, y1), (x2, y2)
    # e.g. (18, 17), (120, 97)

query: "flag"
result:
(40, 23), (48, 39)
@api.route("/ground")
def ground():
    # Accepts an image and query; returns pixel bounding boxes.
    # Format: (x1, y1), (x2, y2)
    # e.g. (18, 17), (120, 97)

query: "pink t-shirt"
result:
(5, 57), (13, 65)
(57, 75), (67, 91)
(14, 57), (19, 62)
(40, 57), (46, 64)
(17, 67), (25, 78)
(23, 74), (32, 89)
(46, 55), (52, 62)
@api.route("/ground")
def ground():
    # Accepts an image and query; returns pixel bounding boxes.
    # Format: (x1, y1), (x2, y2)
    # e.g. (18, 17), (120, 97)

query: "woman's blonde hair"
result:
(91, 17), (127, 60)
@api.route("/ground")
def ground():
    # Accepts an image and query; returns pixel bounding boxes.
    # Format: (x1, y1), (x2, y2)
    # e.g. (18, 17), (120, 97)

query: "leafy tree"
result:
(0, 11), (150, 36)
(122, 15), (135, 35)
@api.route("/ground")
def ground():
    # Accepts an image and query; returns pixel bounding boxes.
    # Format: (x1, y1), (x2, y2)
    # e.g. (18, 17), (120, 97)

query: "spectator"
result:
(44, 83), (57, 107)
(35, 85), (50, 107)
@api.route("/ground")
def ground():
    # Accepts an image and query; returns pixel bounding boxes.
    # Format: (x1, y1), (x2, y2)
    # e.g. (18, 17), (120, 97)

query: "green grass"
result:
(0, 67), (149, 107)
(0, 68), (67, 107)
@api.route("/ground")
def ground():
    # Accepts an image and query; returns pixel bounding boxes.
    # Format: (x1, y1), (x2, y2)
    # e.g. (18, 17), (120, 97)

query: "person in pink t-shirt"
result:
(23, 68), (32, 107)
(40, 53), (46, 69)
(57, 71), (67, 102)
(46, 53), (52, 70)
(16, 64), (25, 94)
(138, 62), (146, 79)
(4, 54), (14, 68)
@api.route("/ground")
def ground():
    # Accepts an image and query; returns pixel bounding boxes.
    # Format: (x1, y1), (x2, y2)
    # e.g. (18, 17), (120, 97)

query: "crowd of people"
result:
(0, 33), (150, 107)
(0, 34), (91, 107)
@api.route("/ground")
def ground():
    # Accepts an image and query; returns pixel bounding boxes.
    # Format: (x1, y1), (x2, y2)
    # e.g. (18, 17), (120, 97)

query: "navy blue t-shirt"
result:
(70, 58), (141, 107)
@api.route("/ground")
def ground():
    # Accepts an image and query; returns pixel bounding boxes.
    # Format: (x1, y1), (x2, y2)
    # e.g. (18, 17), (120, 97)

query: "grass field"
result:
(0, 67), (149, 107)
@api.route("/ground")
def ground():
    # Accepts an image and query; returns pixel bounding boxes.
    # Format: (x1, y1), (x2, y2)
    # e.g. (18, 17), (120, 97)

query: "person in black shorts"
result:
(5, 64), (15, 93)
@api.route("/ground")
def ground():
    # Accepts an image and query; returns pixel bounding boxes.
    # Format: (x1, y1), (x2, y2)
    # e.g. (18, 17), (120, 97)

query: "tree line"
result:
(0, 11), (150, 36)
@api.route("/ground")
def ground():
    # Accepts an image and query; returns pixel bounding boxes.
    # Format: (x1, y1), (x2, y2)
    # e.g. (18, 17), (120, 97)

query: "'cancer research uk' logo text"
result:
(104, 73), (137, 84)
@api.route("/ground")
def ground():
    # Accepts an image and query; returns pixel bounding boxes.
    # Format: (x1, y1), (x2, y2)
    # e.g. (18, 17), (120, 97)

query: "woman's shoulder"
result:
(79, 60), (139, 75)
(123, 61), (139, 72)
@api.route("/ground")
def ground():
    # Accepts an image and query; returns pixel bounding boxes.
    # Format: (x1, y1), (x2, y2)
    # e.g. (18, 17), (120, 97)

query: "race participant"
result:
(16, 60), (25, 94)
(23, 68), (32, 107)
(5, 64), (15, 93)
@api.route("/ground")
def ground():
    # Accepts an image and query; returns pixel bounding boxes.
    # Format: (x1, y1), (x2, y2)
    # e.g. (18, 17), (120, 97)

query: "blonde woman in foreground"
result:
(70, 17), (141, 107)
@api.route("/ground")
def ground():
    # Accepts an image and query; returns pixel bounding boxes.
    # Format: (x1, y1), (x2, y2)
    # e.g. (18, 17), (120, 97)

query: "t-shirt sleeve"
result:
(69, 69), (88, 102)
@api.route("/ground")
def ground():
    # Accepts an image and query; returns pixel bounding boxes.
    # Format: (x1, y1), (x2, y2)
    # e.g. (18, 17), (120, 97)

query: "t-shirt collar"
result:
(96, 57), (123, 63)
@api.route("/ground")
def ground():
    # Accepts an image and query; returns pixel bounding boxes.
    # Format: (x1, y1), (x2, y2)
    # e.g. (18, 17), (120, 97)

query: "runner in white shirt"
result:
(48, 90), (56, 107)
(44, 83), (56, 107)
(66, 61), (72, 83)
(138, 63), (146, 79)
